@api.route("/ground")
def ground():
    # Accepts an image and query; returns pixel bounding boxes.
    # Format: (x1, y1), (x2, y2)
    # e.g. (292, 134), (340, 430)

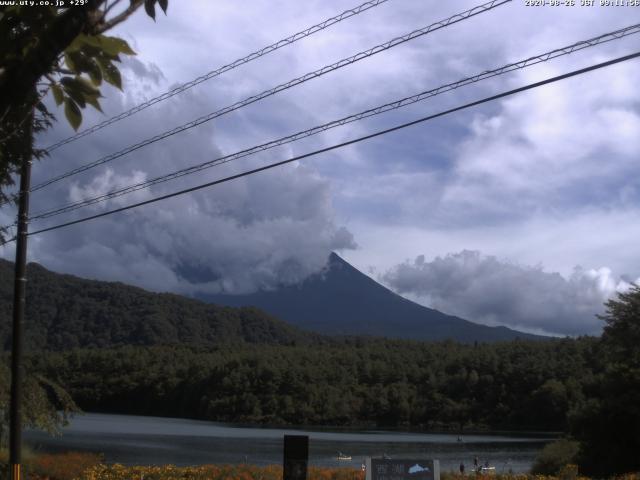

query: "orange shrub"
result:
(76, 463), (366, 480)
(30, 451), (102, 480)
(20, 459), (640, 480)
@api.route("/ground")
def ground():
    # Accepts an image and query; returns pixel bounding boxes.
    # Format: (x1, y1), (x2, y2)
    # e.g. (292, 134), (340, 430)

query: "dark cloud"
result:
(0, 52), (356, 295)
(383, 250), (637, 336)
(24, 160), (356, 295)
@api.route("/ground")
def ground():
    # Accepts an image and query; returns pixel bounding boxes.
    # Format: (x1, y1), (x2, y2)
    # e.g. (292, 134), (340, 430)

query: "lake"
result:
(24, 413), (552, 473)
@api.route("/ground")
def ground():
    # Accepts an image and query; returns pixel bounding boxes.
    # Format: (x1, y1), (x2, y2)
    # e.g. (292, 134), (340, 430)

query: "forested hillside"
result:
(28, 337), (601, 431)
(0, 259), (320, 350)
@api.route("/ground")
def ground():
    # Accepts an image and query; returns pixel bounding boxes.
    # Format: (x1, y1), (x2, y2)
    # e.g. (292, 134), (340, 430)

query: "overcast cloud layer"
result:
(383, 250), (639, 336)
(1, 0), (639, 334)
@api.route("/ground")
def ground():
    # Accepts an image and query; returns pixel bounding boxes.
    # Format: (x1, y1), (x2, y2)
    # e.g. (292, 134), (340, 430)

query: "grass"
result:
(1, 452), (639, 480)
(78, 464), (365, 480)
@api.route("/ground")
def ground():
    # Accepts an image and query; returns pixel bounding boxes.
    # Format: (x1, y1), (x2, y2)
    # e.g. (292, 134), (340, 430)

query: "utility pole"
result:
(9, 107), (33, 480)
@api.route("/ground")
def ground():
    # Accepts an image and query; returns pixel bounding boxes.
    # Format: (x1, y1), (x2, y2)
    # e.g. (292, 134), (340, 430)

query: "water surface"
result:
(25, 413), (551, 472)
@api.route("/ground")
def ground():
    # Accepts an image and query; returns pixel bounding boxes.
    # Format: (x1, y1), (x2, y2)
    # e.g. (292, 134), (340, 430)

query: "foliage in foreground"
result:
(8, 459), (362, 480)
(71, 466), (640, 480)
(80, 464), (367, 480)
(18, 459), (640, 480)
(570, 284), (640, 476)
(531, 440), (580, 475)
(30, 451), (103, 480)
(0, 361), (79, 447)
(2, 451), (640, 480)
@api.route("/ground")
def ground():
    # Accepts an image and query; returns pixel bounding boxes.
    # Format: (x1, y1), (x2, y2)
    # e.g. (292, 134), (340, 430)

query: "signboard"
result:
(365, 458), (440, 480)
(283, 435), (308, 480)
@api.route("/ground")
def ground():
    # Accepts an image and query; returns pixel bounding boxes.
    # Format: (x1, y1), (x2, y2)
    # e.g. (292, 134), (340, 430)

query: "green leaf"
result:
(64, 98), (82, 131)
(86, 59), (102, 86)
(101, 62), (122, 90)
(144, 0), (156, 20)
(64, 52), (78, 73)
(81, 85), (103, 113)
(51, 83), (64, 106)
(94, 55), (109, 70)
(78, 43), (103, 58)
(65, 50), (97, 78)
(85, 94), (103, 113)
(59, 76), (75, 89)
(63, 86), (86, 108)
(158, 0), (168, 13)
(67, 33), (101, 52)
(99, 35), (136, 56)
(73, 75), (100, 95)
(61, 75), (100, 96)
(60, 77), (90, 108)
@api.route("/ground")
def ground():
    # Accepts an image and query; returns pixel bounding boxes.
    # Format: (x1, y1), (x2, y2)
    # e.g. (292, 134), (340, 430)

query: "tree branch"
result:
(103, 0), (124, 18)
(94, 0), (144, 34)
(52, 67), (73, 75)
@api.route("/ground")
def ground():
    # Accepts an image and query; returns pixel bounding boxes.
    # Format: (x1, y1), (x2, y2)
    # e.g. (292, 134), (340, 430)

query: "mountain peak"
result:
(327, 251), (351, 270)
(328, 251), (344, 262)
(204, 253), (545, 342)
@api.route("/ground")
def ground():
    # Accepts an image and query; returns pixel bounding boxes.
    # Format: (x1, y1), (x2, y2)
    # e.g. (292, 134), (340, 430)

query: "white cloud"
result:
(438, 58), (640, 222)
(383, 250), (637, 336)
(67, 168), (151, 208)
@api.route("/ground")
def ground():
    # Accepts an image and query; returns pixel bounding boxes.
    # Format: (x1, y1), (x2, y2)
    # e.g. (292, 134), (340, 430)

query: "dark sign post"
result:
(283, 435), (309, 480)
(365, 458), (440, 480)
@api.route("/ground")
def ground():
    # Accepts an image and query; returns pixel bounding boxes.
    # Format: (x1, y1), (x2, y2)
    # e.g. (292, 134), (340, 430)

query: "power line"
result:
(25, 23), (640, 222)
(7, 50), (636, 243)
(42, 0), (392, 153)
(27, 0), (511, 195)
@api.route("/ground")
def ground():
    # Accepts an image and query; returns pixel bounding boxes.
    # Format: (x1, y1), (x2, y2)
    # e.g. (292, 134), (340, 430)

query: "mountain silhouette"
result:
(202, 252), (544, 342)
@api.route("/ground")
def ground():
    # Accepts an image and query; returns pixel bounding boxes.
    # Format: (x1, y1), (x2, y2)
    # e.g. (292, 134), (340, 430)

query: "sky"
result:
(1, 0), (639, 336)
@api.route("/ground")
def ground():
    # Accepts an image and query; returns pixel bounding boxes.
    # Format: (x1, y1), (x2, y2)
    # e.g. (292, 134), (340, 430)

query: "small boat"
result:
(337, 452), (352, 461)
(480, 466), (496, 474)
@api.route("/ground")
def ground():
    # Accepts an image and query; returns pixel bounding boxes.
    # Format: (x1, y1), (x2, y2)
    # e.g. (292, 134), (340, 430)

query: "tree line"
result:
(23, 337), (599, 431)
